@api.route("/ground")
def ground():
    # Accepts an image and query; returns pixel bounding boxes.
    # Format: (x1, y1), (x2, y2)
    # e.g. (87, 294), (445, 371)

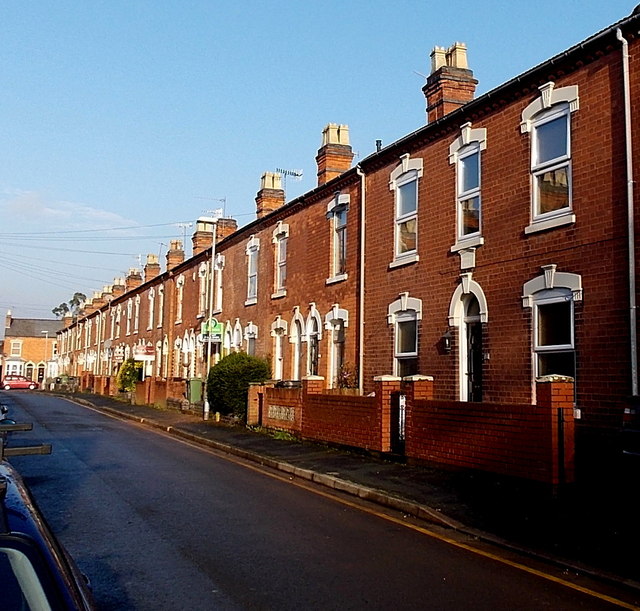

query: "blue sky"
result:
(0, 0), (634, 320)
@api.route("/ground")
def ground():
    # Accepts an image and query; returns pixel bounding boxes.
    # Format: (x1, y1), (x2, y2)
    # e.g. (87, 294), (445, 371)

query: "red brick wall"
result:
(361, 42), (634, 439)
(302, 393), (379, 450)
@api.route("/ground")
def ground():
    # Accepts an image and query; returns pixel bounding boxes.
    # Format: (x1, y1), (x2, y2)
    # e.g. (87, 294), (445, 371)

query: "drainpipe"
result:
(356, 165), (366, 391)
(617, 28), (638, 397)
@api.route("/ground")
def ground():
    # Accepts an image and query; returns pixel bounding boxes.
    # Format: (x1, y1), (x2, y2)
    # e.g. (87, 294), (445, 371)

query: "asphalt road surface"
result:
(2, 392), (633, 610)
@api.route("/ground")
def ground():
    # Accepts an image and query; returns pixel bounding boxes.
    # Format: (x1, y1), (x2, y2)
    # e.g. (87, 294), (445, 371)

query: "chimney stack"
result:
(111, 277), (126, 298)
(5, 309), (11, 330)
(63, 314), (74, 329)
(125, 268), (143, 292)
(144, 254), (161, 281)
(423, 42), (477, 123)
(192, 219), (214, 256)
(166, 240), (185, 270)
(216, 217), (237, 241)
(316, 124), (353, 186)
(255, 172), (285, 218)
(91, 290), (106, 311)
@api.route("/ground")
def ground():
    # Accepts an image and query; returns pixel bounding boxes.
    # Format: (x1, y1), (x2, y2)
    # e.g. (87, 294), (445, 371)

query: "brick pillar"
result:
(401, 375), (434, 402)
(302, 375), (325, 395)
(374, 375), (402, 452)
(401, 375), (434, 458)
(247, 382), (271, 426)
(536, 375), (575, 486)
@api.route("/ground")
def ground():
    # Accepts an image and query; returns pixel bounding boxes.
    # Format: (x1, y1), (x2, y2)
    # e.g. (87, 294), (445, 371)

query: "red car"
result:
(2, 375), (39, 390)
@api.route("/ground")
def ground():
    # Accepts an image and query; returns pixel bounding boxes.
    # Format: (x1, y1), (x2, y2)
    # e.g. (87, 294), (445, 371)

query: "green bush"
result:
(207, 352), (271, 419)
(116, 358), (141, 392)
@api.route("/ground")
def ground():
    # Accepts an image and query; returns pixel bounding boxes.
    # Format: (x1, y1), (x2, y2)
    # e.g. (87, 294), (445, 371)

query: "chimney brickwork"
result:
(125, 268), (143, 292)
(316, 124), (354, 186)
(166, 240), (185, 270)
(144, 254), (161, 281)
(255, 172), (285, 218)
(423, 42), (477, 123)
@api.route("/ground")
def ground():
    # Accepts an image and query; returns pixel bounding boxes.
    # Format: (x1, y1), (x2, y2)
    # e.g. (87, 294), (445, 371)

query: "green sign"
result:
(201, 318), (224, 335)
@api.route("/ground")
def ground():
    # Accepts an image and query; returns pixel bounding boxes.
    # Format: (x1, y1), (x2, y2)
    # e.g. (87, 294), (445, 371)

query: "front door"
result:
(462, 295), (483, 402)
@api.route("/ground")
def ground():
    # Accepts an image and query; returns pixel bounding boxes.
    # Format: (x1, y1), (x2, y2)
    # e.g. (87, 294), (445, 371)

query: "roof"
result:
(5, 318), (63, 338)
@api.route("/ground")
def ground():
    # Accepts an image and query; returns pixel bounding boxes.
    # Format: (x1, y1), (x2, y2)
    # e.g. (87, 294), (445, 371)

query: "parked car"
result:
(0, 461), (96, 610)
(2, 375), (39, 390)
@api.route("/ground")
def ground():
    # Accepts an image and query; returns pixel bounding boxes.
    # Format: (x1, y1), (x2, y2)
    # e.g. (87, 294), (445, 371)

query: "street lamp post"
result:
(41, 330), (49, 383)
(198, 211), (223, 420)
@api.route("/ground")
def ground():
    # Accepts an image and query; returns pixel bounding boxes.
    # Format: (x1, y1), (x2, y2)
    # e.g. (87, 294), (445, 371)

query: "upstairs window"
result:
(198, 263), (208, 317)
(175, 275), (185, 323)
(389, 154), (423, 267)
(521, 82), (578, 234)
(10, 341), (21, 356)
(157, 285), (164, 328)
(449, 123), (487, 250)
(147, 288), (155, 330)
(126, 299), (133, 335)
(326, 193), (350, 282)
(133, 295), (140, 333)
(245, 236), (260, 305)
(213, 253), (225, 313)
(272, 222), (289, 298)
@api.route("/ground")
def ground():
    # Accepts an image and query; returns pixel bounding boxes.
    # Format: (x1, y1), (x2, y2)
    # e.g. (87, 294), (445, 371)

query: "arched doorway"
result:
(462, 295), (483, 402)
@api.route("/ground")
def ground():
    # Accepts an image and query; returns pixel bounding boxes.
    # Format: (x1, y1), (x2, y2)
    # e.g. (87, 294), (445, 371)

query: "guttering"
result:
(356, 165), (366, 391)
(617, 28), (638, 396)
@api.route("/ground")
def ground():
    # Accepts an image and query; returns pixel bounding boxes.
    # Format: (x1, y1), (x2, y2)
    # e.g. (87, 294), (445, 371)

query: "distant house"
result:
(2, 311), (62, 382)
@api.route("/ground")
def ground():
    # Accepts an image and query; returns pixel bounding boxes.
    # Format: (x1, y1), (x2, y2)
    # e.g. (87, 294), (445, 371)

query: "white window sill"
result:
(525, 211), (575, 235)
(389, 253), (419, 269)
(451, 235), (484, 253)
(245, 298), (257, 306)
(271, 290), (287, 300)
(174, 320), (182, 325)
(326, 273), (348, 285)
(196, 313), (205, 319)
(212, 308), (222, 316)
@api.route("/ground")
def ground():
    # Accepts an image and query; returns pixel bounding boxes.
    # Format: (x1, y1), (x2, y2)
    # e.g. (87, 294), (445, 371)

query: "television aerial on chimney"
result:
(275, 167), (303, 197)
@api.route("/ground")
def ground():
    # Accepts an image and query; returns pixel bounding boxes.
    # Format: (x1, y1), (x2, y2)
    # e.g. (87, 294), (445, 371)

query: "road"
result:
(2, 392), (634, 610)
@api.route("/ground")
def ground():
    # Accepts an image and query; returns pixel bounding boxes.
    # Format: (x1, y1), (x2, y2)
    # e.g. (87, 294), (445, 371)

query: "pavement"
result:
(48, 392), (640, 589)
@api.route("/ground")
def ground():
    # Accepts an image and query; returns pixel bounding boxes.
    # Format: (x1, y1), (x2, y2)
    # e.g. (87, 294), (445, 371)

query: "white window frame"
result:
(324, 304), (349, 388)
(523, 265), (582, 386)
(244, 322), (258, 356)
(521, 82), (579, 234)
(245, 236), (260, 306)
(270, 316), (288, 381)
(197, 263), (208, 317)
(175, 275), (185, 323)
(147, 288), (155, 330)
(126, 299), (133, 336)
(157, 285), (165, 328)
(389, 154), (423, 268)
(213, 253), (225, 313)
(10, 340), (22, 356)
(290, 307), (306, 381)
(387, 292), (422, 377)
(133, 295), (140, 334)
(272, 222), (289, 298)
(326, 193), (350, 283)
(449, 123), (487, 251)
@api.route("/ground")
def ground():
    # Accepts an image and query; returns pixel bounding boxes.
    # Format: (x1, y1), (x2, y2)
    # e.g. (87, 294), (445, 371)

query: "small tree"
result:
(207, 352), (270, 419)
(116, 358), (141, 392)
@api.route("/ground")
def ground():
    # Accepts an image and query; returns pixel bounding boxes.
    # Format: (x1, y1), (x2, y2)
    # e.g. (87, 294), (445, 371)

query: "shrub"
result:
(115, 358), (141, 392)
(207, 352), (271, 419)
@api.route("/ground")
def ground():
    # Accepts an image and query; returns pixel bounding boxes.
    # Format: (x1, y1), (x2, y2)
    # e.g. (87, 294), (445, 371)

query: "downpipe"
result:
(356, 165), (366, 391)
(617, 28), (638, 398)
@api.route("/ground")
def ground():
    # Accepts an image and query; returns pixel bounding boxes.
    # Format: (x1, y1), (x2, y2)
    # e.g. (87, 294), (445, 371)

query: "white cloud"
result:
(0, 188), (138, 233)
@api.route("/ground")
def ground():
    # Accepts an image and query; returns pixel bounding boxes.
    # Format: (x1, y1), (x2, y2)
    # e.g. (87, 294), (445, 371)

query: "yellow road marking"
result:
(85, 403), (640, 610)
